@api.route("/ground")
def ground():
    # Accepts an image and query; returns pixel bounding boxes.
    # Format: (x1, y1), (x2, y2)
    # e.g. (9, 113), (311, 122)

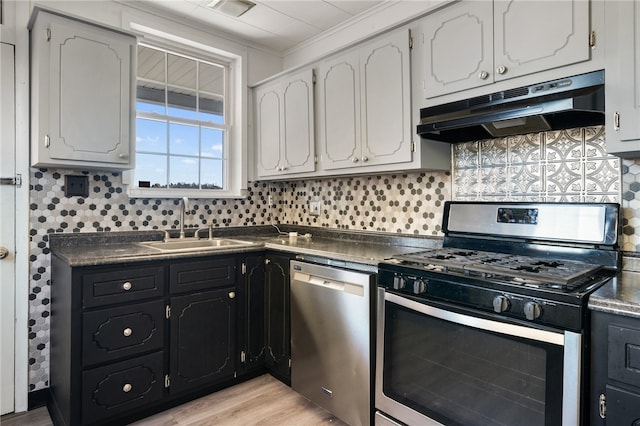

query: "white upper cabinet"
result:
(604, 0), (640, 157)
(29, 8), (136, 170)
(318, 29), (412, 171)
(254, 68), (315, 178)
(424, 0), (591, 99)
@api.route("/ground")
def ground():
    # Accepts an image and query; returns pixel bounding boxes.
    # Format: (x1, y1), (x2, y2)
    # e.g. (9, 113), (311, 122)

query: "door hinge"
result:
(288, 358), (291, 368)
(599, 393), (606, 418)
(409, 29), (413, 49)
(44, 134), (50, 148)
(411, 142), (416, 153)
(164, 374), (170, 388)
(614, 112), (621, 131)
(165, 305), (171, 319)
(241, 262), (247, 275)
(0, 174), (22, 187)
(312, 70), (316, 84)
(589, 31), (596, 48)
(241, 350), (246, 363)
(45, 28), (51, 41)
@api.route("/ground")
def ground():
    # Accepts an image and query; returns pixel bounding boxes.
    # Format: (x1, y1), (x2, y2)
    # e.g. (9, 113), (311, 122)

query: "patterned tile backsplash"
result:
(27, 125), (634, 392)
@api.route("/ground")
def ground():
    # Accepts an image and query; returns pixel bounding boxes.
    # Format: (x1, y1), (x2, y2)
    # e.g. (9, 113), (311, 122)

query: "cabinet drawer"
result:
(83, 300), (164, 366)
(608, 324), (640, 387)
(82, 351), (164, 424)
(169, 257), (235, 294)
(83, 265), (164, 308)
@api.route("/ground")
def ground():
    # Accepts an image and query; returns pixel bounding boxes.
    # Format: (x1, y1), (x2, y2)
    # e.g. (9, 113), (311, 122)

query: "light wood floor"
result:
(1, 375), (349, 426)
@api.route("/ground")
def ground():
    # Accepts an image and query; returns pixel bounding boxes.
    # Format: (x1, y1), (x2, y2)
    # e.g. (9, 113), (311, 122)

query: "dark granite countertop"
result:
(589, 270), (640, 319)
(49, 226), (442, 267)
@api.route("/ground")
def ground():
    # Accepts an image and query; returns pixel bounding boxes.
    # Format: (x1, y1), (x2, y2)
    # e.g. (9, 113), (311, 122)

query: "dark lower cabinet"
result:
(50, 249), (294, 425)
(591, 310), (640, 425)
(170, 288), (236, 393)
(264, 252), (292, 383)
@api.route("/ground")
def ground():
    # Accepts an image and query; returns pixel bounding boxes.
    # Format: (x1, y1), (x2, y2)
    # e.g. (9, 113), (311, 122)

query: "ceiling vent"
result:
(207, 0), (256, 17)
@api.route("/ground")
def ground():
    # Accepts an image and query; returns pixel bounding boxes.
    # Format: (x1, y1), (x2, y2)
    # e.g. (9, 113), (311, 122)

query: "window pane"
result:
(201, 127), (224, 158)
(201, 158), (223, 189)
(138, 45), (165, 82)
(168, 54), (196, 89)
(136, 118), (167, 153)
(169, 123), (199, 156)
(170, 156), (199, 188)
(200, 92), (224, 123)
(200, 62), (224, 96)
(167, 89), (197, 120)
(136, 153), (167, 188)
(137, 80), (166, 114)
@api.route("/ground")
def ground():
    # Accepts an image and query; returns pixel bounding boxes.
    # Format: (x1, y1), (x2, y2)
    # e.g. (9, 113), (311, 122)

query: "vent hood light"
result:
(207, 0), (256, 17)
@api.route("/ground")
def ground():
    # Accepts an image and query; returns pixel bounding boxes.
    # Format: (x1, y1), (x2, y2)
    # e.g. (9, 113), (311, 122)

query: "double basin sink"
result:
(138, 238), (256, 252)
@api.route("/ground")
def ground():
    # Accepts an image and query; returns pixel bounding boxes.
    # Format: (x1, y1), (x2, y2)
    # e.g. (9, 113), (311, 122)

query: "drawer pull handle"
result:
(122, 281), (132, 291)
(122, 383), (132, 393)
(228, 291), (235, 299)
(123, 328), (132, 337)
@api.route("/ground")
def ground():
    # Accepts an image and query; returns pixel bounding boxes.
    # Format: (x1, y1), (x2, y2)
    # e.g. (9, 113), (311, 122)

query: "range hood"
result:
(417, 70), (605, 143)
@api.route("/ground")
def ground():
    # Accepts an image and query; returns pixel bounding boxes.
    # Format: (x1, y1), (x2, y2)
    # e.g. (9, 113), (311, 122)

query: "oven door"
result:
(375, 288), (581, 426)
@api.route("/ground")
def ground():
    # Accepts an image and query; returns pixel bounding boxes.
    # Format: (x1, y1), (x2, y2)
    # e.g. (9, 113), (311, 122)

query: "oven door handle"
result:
(384, 291), (565, 345)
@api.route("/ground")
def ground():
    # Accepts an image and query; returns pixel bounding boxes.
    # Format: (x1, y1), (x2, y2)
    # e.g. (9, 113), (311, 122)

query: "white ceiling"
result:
(131, 0), (386, 52)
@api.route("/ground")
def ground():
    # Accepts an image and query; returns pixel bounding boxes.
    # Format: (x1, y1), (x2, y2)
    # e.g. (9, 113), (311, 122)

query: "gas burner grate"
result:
(393, 248), (602, 287)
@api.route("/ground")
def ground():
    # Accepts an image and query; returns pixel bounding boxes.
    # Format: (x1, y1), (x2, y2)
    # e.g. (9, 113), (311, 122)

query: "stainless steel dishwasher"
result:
(290, 259), (376, 426)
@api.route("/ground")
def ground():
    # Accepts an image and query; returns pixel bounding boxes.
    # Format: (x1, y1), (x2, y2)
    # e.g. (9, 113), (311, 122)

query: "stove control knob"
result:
(492, 295), (511, 313)
(413, 279), (428, 295)
(393, 275), (406, 290)
(524, 301), (542, 320)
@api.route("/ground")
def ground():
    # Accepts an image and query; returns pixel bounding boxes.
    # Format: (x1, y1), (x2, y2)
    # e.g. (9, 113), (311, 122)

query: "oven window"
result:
(383, 302), (564, 426)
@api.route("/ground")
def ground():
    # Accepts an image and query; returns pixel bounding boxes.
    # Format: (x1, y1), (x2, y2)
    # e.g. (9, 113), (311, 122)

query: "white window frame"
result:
(122, 22), (248, 199)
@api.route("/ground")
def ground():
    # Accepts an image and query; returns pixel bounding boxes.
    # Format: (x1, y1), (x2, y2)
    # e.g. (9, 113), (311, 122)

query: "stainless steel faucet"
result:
(179, 197), (190, 239)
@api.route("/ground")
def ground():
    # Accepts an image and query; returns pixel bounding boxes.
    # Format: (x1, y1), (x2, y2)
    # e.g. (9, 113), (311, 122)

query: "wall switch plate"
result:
(64, 175), (88, 197)
(309, 200), (320, 216)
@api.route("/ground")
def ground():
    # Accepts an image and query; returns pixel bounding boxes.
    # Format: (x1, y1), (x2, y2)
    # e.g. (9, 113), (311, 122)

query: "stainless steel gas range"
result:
(375, 202), (620, 426)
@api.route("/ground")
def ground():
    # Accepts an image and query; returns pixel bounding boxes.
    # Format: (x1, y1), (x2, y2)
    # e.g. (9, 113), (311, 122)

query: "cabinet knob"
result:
(122, 383), (132, 393)
(264, 259), (271, 265)
(362, 156), (368, 162)
(123, 328), (132, 337)
(228, 291), (236, 299)
(478, 71), (489, 80)
(496, 65), (507, 75)
(122, 281), (132, 291)
(352, 157), (359, 163)
(118, 153), (129, 159)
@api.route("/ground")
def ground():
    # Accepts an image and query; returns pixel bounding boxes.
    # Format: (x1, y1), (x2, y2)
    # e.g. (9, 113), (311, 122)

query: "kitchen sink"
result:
(138, 238), (256, 252)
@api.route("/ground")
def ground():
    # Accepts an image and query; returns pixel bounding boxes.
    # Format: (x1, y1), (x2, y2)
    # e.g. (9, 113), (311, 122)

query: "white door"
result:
(0, 41), (16, 416)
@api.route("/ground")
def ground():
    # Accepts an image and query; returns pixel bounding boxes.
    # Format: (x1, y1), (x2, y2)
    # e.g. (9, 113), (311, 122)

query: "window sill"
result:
(126, 187), (248, 199)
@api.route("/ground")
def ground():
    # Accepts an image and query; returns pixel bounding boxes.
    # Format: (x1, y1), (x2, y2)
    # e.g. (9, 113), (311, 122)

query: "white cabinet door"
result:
(30, 9), (135, 169)
(494, 0), (590, 81)
(281, 70), (315, 174)
(423, 0), (494, 98)
(361, 30), (412, 166)
(254, 69), (315, 178)
(604, 0), (640, 156)
(255, 83), (282, 177)
(317, 51), (361, 170)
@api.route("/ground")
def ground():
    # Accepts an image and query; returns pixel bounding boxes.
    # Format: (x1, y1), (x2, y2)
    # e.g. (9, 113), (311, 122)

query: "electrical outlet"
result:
(64, 175), (88, 197)
(309, 200), (320, 216)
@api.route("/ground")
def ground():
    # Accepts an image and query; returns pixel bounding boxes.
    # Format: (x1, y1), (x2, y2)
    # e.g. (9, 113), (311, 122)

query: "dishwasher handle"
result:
(292, 271), (365, 297)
